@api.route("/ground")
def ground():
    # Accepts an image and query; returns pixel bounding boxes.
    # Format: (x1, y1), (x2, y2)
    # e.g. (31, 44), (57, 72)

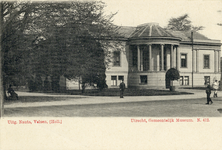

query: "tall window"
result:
(204, 55), (210, 69)
(113, 51), (120, 66)
(111, 76), (117, 86)
(140, 75), (147, 84)
(181, 54), (187, 68)
(132, 49), (137, 67)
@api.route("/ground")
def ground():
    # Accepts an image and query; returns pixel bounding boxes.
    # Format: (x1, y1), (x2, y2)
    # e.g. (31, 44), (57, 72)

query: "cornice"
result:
(180, 41), (221, 46)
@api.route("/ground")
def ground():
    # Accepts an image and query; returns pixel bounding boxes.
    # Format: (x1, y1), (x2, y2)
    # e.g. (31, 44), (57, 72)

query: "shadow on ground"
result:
(4, 96), (85, 104)
(218, 108), (222, 114)
(179, 87), (206, 90)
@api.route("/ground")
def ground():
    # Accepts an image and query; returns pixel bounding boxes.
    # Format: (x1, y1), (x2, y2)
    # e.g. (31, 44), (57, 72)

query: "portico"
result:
(131, 43), (180, 72)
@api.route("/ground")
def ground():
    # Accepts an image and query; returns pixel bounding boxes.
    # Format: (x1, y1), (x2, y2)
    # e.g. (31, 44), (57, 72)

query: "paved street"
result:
(4, 98), (222, 117)
(3, 90), (222, 117)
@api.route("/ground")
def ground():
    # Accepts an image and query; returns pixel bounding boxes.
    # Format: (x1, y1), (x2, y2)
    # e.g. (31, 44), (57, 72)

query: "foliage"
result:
(166, 68), (180, 81)
(166, 14), (204, 31)
(1, 1), (122, 92)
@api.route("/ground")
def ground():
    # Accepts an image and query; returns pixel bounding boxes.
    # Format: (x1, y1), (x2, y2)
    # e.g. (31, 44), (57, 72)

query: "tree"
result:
(0, 1), (35, 116)
(166, 14), (204, 31)
(165, 68), (180, 91)
(28, 2), (121, 92)
(1, 2), (36, 95)
(1, 1), (121, 96)
(0, 2), (4, 117)
(166, 68), (180, 81)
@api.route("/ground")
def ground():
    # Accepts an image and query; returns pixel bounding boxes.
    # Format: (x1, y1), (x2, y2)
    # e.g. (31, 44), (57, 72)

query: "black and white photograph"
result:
(0, 0), (222, 149)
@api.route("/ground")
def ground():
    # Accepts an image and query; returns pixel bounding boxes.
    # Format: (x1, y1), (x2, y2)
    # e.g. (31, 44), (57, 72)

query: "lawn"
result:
(69, 88), (193, 96)
(4, 88), (193, 104)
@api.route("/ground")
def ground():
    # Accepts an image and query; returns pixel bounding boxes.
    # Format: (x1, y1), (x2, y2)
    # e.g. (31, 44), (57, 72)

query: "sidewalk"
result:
(4, 89), (210, 109)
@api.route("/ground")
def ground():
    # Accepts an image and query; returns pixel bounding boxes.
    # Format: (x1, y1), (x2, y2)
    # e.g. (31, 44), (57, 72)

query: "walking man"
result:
(119, 80), (125, 98)
(206, 84), (213, 104)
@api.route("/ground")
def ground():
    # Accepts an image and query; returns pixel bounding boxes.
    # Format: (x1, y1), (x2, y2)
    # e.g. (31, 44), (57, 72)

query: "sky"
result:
(102, 0), (222, 53)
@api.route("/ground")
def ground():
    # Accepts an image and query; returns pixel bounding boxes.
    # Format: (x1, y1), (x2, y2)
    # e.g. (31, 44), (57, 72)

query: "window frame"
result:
(111, 76), (117, 86)
(203, 54), (210, 69)
(118, 76), (124, 81)
(180, 76), (189, 86)
(184, 76), (189, 85)
(140, 75), (147, 85)
(204, 76), (210, 85)
(180, 53), (187, 68)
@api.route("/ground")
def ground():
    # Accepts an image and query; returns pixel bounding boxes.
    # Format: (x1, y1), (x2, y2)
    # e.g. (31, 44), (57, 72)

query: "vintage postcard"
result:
(0, 0), (222, 149)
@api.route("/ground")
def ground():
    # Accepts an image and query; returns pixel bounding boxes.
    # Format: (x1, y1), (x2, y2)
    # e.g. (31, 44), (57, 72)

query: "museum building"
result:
(105, 23), (221, 88)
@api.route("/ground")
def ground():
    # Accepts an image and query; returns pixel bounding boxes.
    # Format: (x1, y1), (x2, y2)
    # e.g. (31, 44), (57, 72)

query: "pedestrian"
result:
(119, 80), (125, 98)
(205, 84), (213, 104)
(212, 80), (219, 97)
(7, 84), (19, 100)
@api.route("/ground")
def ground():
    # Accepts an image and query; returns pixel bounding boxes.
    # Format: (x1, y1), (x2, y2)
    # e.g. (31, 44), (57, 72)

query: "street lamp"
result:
(191, 31), (194, 88)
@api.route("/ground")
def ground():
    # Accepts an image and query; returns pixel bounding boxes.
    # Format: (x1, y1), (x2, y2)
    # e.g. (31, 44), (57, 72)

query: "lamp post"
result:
(191, 31), (194, 88)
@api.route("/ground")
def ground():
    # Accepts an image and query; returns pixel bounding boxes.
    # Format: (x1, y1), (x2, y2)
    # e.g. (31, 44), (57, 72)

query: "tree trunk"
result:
(82, 83), (85, 93)
(79, 76), (80, 91)
(51, 75), (60, 93)
(169, 80), (175, 91)
(0, 2), (4, 117)
(43, 76), (51, 92)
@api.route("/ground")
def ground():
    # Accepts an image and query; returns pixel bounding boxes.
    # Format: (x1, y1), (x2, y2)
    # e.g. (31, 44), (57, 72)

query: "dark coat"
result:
(206, 85), (211, 94)
(119, 82), (125, 91)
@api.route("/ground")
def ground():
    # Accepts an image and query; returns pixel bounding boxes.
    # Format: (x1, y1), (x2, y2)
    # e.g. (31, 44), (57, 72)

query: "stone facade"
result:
(106, 23), (221, 88)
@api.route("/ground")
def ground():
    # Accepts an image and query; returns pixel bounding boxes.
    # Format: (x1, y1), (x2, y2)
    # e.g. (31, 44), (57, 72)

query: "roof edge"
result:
(129, 36), (182, 41)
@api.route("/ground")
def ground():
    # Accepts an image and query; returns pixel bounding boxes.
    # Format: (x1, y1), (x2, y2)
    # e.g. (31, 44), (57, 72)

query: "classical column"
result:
(166, 48), (170, 70)
(196, 50), (199, 72)
(218, 50), (221, 73)
(214, 50), (218, 73)
(174, 46), (177, 68)
(161, 44), (164, 71)
(176, 46), (180, 70)
(137, 45), (140, 71)
(192, 49), (196, 72)
(216, 50), (219, 73)
(157, 49), (160, 71)
(149, 44), (153, 71)
(140, 48), (143, 71)
(214, 50), (216, 72)
(170, 45), (174, 68)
